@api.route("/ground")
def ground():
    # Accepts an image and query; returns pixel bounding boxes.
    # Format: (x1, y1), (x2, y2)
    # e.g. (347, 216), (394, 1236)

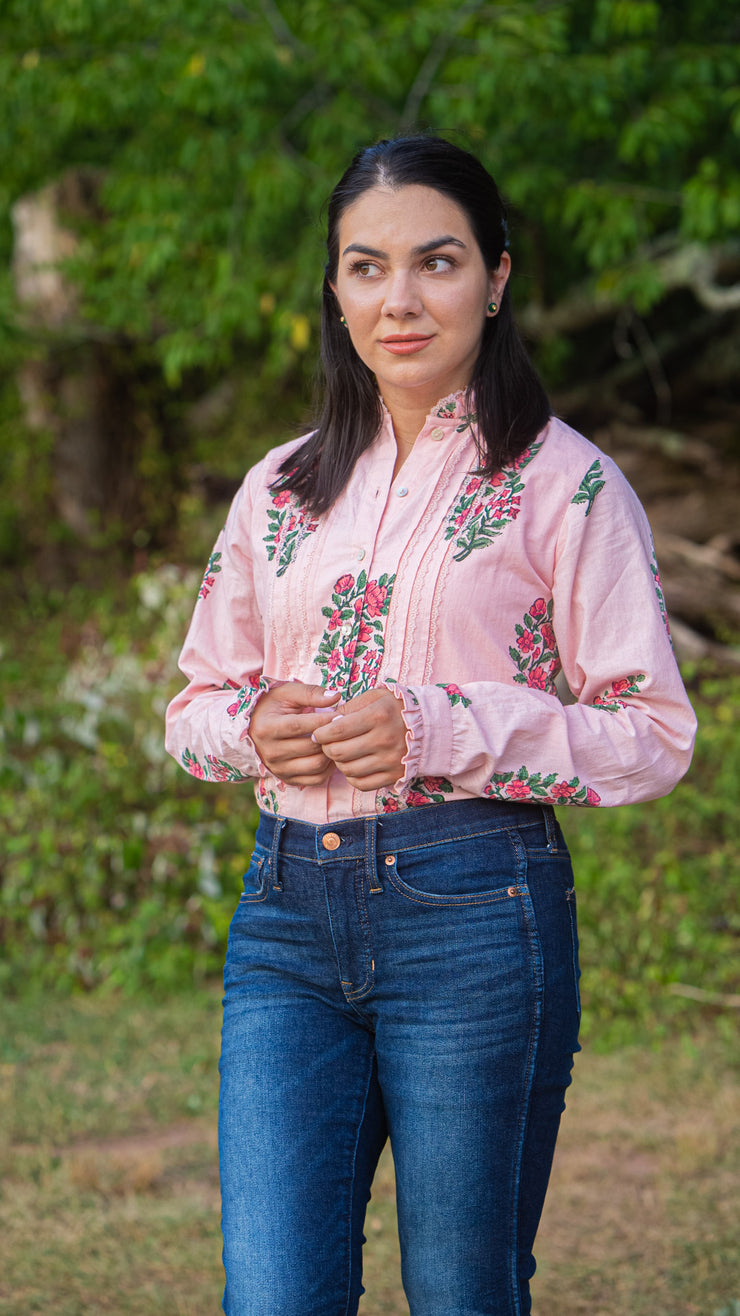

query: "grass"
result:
(1, 992), (738, 1315)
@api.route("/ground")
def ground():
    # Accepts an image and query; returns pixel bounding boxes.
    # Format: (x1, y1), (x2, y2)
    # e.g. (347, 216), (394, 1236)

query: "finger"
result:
(270, 710), (341, 741)
(312, 708), (380, 745)
(278, 682), (341, 709)
(340, 687), (388, 716)
(280, 754), (336, 781)
(343, 769), (401, 791)
(320, 733), (381, 765)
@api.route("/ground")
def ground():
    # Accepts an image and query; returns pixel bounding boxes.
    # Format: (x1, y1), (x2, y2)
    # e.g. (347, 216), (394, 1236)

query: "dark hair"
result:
(273, 135), (551, 514)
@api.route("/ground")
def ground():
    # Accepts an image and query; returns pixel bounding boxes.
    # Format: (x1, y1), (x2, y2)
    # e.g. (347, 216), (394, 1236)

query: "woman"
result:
(166, 136), (696, 1315)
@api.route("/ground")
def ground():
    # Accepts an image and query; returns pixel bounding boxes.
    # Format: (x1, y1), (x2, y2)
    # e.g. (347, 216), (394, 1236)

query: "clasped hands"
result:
(248, 681), (407, 792)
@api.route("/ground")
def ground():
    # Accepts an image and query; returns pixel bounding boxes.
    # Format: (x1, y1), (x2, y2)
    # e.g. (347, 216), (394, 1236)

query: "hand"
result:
(312, 687), (407, 792)
(249, 682), (341, 786)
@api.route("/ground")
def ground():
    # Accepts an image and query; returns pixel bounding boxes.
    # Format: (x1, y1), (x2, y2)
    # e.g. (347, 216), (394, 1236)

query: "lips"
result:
(380, 334), (435, 356)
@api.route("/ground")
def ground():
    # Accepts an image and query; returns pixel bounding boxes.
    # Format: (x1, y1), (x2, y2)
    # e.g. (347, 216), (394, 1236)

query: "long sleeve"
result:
(165, 469), (269, 783)
(388, 458), (697, 808)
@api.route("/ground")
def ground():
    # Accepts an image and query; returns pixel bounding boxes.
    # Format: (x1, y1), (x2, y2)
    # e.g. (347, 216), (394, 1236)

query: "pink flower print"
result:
(517, 630), (536, 653)
(551, 780), (576, 800)
(365, 581), (388, 618)
(328, 609), (342, 632)
(350, 662), (361, 684)
(406, 790), (430, 808)
(382, 797), (401, 813)
(188, 760), (205, 779)
(226, 700), (240, 717)
(444, 684), (463, 698)
(286, 515), (296, 532)
(466, 477), (482, 495)
(343, 641), (355, 659)
(540, 623), (556, 650)
(611, 677), (632, 695)
(272, 490), (291, 508)
(357, 620), (373, 644)
(505, 780), (532, 800)
(336, 574), (355, 595)
(362, 649), (379, 672)
(420, 776), (446, 793)
(586, 787), (601, 806)
(354, 596), (364, 613)
(526, 666), (548, 690)
(529, 598), (547, 620)
(327, 648), (343, 673)
(454, 511), (468, 529)
(472, 502), (484, 517)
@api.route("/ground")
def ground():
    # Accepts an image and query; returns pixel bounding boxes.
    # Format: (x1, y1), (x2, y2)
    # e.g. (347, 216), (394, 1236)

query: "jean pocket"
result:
(382, 831), (526, 906)
(238, 847), (270, 903)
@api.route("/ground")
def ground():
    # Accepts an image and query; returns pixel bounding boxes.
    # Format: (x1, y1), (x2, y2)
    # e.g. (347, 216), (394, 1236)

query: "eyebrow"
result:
(341, 235), (467, 259)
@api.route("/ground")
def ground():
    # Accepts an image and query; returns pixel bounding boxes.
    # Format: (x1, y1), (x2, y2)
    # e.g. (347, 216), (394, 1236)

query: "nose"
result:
(381, 269), (422, 319)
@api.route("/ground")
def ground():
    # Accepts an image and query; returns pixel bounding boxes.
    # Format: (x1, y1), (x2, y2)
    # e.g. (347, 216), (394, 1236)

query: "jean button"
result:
(322, 832), (341, 851)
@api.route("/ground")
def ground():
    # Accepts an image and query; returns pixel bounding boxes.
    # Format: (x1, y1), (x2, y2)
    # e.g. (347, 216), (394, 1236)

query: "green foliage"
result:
(0, 564), (261, 993)
(1, 0), (738, 385)
(560, 669), (740, 1048)
(1, 551), (739, 1052)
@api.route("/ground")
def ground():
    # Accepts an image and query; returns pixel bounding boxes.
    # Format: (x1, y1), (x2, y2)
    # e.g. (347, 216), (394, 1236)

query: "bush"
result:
(0, 564), (259, 992)
(1, 568), (738, 1048)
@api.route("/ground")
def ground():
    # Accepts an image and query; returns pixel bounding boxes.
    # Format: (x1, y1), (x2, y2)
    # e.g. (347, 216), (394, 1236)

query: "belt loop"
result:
(542, 805), (559, 853)
(270, 815), (286, 890)
(365, 816), (382, 893)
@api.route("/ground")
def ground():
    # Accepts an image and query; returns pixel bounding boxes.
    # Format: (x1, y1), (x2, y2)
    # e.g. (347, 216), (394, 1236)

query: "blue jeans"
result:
(219, 799), (581, 1316)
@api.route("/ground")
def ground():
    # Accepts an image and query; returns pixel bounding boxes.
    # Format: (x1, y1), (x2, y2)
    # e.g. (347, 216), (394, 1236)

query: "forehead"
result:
(337, 184), (477, 251)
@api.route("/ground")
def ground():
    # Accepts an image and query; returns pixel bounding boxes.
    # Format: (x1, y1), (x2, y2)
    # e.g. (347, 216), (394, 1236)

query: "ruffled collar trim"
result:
(379, 387), (477, 430)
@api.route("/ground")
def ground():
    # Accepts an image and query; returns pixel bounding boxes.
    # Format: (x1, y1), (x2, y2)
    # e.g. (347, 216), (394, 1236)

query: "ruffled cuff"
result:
(381, 680), (454, 793)
(225, 673), (273, 770)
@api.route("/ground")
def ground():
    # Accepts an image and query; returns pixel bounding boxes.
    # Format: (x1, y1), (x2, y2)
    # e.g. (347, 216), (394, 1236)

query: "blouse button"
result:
(355, 547), (366, 561)
(397, 486), (409, 497)
(430, 426), (445, 440)
(340, 623), (353, 637)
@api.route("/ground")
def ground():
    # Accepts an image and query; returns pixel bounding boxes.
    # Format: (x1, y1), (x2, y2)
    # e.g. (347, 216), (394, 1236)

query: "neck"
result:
(380, 384), (444, 459)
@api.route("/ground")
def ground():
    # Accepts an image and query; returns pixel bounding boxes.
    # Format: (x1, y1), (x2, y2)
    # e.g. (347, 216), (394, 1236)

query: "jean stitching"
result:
(384, 863), (521, 907)
(345, 860), (375, 1001)
(238, 854), (270, 903)
(506, 832), (544, 1315)
(276, 821), (546, 864)
(341, 1049), (378, 1316)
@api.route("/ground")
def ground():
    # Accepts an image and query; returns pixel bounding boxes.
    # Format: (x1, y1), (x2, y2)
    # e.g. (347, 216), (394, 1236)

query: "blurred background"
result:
(1, 2), (738, 1312)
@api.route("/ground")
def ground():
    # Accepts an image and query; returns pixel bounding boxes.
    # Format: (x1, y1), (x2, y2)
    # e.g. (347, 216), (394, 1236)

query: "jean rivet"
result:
(385, 855), (395, 865)
(507, 886), (517, 896)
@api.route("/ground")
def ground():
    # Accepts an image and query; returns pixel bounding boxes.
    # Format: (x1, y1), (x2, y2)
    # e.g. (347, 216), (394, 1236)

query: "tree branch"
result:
(401, 0), (488, 130)
(521, 241), (740, 338)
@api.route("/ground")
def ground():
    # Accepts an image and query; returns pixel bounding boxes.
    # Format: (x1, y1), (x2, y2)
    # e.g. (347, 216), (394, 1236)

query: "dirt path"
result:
(4, 1042), (737, 1315)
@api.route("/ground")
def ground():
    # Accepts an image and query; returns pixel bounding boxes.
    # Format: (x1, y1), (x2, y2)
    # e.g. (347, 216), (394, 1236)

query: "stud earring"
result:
(487, 302), (498, 315)
(340, 315), (348, 327)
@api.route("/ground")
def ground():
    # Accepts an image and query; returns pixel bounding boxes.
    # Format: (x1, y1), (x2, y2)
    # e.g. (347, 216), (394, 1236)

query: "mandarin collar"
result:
(378, 388), (478, 437)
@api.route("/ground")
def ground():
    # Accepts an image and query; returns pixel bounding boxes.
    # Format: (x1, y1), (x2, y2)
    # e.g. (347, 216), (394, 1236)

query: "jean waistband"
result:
(255, 798), (558, 864)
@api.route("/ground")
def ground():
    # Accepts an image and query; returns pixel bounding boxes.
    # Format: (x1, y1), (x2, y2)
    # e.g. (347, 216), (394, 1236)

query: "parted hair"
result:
(272, 135), (551, 515)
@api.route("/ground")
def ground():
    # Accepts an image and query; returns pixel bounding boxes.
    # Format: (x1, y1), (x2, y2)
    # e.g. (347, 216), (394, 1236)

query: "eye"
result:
(348, 259), (381, 278)
(423, 255), (455, 272)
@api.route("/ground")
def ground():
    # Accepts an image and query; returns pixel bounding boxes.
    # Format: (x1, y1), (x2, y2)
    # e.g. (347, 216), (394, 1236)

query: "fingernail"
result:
(331, 714), (343, 722)
(310, 733), (317, 743)
(323, 689), (336, 698)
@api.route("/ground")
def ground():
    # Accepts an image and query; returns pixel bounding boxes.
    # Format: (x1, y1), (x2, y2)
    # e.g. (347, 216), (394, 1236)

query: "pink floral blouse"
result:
(165, 392), (696, 823)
